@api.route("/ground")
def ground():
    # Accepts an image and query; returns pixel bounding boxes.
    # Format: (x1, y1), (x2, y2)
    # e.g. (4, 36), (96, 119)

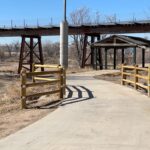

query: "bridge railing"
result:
(121, 64), (150, 97)
(21, 64), (66, 109)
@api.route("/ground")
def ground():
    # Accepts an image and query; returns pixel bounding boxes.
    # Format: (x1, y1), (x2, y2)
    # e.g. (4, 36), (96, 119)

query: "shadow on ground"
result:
(61, 85), (94, 106)
(31, 85), (94, 109)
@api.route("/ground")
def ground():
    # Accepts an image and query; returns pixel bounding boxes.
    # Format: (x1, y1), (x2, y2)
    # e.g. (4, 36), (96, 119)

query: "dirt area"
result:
(0, 73), (59, 139)
(0, 61), (96, 140)
(0, 62), (61, 139)
(94, 72), (121, 84)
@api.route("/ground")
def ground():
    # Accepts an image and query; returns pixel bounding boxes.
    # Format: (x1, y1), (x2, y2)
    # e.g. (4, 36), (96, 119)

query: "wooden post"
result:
(148, 65), (150, 97)
(30, 37), (34, 72)
(134, 65), (138, 90)
(105, 48), (108, 69)
(32, 63), (35, 83)
(59, 66), (64, 99)
(142, 48), (145, 68)
(97, 35), (103, 70)
(94, 48), (98, 70)
(114, 48), (117, 69)
(122, 48), (125, 64)
(18, 36), (25, 74)
(91, 36), (95, 68)
(81, 35), (88, 68)
(63, 67), (66, 95)
(98, 48), (103, 70)
(121, 64), (124, 85)
(38, 36), (44, 71)
(21, 70), (27, 109)
(133, 47), (136, 65)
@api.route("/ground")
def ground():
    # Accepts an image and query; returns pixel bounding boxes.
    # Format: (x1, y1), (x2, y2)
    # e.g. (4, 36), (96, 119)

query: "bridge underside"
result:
(0, 20), (150, 72)
(0, 21), (150, 37)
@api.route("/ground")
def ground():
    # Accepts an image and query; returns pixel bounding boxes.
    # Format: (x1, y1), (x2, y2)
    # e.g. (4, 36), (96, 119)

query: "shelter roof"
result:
(93, 35), (150, 48)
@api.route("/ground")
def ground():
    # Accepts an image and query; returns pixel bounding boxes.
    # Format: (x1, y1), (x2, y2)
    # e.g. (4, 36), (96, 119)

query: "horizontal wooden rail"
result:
(34, 64), (60, 68)
(136, 67), (148, 71)
(136, 83), (148, 90)
(123, 66), (135, 69)
(122, 79), (134, 84)
(122, 72), (134, 77)
(121, 64), (150, 97)
(136, 75), (148, 80)
(27, 70), (60, 77)
(34, 77), (59, 82)
(21, 64), (66, 109)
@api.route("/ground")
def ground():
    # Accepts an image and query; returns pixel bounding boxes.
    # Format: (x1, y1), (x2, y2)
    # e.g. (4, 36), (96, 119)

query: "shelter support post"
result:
(114, 48), (117, 69)
(91, 36), (95, 68)
(122, 48), (125, 64)
(142, 48), (145, 68)
(30, 37), (34, 72)
(105, 48), (108, 69)
(81, 34), (101, 68)
(81, 34), (88, 68)
(97, 35), (103, 70)
(133, 47), (137, 65)
(99, 48), (103, 70)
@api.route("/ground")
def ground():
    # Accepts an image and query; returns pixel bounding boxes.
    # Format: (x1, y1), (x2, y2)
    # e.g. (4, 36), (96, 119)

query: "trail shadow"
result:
(61, 85), (94, 106)
(28, 85), (94, 109)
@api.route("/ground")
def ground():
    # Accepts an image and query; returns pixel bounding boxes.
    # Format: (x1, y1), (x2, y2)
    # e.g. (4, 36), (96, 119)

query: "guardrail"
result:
(121, 64), (150, 97)
(21, 64), (66, 109)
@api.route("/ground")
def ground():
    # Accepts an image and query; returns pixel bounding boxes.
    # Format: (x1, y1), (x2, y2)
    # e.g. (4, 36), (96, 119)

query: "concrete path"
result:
(1, 70), (150, 150)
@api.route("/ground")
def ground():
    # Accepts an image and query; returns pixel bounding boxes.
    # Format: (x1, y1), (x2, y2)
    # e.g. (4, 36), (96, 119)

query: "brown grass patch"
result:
(0, 73), (59, 139)
(94, 72), (121, 84)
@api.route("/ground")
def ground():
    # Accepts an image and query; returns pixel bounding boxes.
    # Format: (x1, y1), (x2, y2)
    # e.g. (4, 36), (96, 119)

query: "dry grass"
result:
(0, 62), (18, 73)
(0, 70), (60, 139)
(94, 72), (121, 84)
(67, 66), (93, 74)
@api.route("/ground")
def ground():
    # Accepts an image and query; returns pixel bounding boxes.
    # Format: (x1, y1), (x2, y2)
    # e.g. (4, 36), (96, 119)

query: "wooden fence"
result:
(21, 64), (66, 109)
(121, 64), (150, 97)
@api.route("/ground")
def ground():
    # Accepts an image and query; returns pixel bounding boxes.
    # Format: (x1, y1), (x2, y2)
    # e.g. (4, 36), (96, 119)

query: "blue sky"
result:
(0, 0), (150, 43)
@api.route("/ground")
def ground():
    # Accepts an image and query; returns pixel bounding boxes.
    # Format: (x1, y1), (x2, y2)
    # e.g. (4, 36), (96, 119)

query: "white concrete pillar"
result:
(60, 20), (68, 68)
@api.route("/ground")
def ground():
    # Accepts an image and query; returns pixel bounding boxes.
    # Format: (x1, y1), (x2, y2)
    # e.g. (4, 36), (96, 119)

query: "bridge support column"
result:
(133, 47), (137, 65)
(60, 21), (68, 69)
(105, 48), (108, 69)
(114, 48), (117, 69)
(82, 34), (101, 68)
(122, 48), (125, 64)
(18, 35), (44, 74)
(142, 48), (145, 68)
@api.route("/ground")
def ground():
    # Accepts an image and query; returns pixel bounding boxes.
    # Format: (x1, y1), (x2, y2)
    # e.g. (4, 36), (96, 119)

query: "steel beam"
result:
(142, 48), (145, 68)
(1, 21), (150, 37)
(18, 35), (44, 73)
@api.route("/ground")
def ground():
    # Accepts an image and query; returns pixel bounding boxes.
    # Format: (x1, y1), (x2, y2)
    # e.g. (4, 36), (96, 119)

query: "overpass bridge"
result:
(1, 20), (150, 73)
(0, 20), (150, 37)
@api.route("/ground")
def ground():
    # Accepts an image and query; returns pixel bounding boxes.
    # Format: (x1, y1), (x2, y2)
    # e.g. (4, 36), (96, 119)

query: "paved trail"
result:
(1, 70), (150, 150)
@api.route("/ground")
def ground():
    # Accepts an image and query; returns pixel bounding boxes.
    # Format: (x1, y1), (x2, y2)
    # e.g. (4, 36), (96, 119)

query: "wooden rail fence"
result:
(121, 64), (150, 97)
(21, 64), (66, 109)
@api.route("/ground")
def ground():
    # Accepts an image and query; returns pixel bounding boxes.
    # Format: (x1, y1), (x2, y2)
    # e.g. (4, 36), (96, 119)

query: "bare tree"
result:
(105, 14), (117, 23)
(13, 41), (20, 56)
(43, 42), (59, 64)
(6, 44), (13, 57)
(69, 7), (91, 67)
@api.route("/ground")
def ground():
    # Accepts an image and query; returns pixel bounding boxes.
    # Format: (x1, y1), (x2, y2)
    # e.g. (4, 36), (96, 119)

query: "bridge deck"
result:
(0, 20), (150, 37)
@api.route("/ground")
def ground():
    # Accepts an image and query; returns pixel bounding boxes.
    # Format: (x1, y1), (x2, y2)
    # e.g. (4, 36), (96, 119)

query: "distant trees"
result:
(0, 42), (20, 61)
(69, 7), (91, 67)
(0, 41), (60, 64)
(69, 7), (119, 67)
(43, 42), (59, 64)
